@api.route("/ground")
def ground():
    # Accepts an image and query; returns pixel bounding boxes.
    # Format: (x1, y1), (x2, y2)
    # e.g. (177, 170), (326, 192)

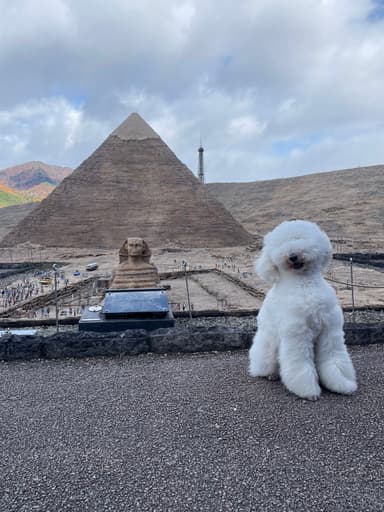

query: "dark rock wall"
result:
(0, 324), (382, 362)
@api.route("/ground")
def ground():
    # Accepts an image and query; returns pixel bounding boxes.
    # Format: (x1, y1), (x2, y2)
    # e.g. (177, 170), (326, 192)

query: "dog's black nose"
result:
(289, 254), (298, 263)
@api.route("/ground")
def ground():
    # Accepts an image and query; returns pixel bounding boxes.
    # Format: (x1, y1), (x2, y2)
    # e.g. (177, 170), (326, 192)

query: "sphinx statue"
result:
(110, 237), (160, 289)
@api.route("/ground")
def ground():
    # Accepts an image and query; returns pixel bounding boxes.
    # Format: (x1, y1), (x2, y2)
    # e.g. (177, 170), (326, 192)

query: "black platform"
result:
(79, 288), (175, 332)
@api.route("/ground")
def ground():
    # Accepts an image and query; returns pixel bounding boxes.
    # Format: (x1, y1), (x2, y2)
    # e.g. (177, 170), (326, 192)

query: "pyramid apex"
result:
(111, 112), (160, 141)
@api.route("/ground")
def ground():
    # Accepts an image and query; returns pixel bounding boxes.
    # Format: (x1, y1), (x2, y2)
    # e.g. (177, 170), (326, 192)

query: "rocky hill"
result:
(0, 161), (72, 206)
(207, 165), (384, 251)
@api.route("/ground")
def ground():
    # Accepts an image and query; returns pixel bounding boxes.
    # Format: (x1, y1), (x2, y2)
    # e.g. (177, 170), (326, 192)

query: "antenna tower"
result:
(198, 139), (204, 184)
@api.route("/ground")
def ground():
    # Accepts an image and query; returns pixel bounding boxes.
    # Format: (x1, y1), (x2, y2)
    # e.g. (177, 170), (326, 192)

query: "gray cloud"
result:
(1, 0), (384, 182)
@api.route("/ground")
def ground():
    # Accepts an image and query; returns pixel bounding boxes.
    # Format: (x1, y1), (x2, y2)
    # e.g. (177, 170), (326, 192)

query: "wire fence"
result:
(324, 256), (384, 310)
(212, 252), (384, 309)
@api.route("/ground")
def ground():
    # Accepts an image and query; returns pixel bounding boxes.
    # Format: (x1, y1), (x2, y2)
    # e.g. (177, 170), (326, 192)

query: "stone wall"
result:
(0, 323), (382, 362)
(334, 253), (384, 269)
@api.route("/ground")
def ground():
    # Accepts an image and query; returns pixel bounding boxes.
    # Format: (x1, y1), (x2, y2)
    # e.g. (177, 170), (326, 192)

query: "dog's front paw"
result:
(291, 383), (321, 401)
(318, 361), (357, 395)
(321, 373), (357, 395)
(282, 369), (321, 400)
(303, 389), (321, 401)
(249, 361), (277, 378)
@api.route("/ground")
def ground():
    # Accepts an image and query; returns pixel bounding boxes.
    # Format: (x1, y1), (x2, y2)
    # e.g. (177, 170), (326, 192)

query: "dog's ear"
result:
(256, 248), (279, 284)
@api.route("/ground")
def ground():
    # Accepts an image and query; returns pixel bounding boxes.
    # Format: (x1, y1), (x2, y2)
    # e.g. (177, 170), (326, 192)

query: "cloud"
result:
(0, 97), (106, 166)
(0, 0), (384, 182)
(227, 116), (267, 138)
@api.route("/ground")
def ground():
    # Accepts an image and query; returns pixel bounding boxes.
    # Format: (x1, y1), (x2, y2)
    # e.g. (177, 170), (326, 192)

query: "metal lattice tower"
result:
(198, 142), (204, 184)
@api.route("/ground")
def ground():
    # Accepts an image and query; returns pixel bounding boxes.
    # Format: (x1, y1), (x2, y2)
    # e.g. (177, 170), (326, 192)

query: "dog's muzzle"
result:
(288, 253), (304, 270)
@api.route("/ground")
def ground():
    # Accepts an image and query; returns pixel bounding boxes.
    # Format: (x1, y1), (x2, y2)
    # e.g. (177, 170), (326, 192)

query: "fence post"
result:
(349, 258), (355, 318)
(182, 260), (193, 319)
(53, 264), (59, 332)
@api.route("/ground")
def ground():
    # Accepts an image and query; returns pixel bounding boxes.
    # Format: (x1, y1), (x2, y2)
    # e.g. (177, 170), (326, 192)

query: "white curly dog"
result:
(249, 220), (357, 400)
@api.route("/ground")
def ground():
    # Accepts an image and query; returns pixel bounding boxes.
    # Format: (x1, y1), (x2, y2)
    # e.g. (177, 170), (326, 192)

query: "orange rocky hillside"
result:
(0, 161), (72, 206)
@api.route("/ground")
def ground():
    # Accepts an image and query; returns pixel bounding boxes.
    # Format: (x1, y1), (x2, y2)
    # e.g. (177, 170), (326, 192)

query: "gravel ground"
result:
(0, 345), (383, 512)
(343, 309), (384, 323)
(178, 308), (384, 330)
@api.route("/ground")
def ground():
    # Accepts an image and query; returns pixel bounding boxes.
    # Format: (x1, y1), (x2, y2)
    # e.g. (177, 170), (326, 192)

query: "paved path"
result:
(0, 345), (383, 511)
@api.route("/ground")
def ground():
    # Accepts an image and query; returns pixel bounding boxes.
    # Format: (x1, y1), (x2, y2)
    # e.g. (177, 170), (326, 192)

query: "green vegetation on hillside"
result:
(0, 187), (26, 208)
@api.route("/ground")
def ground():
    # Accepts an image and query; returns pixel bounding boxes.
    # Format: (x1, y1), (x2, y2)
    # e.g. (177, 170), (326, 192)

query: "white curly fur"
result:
(249, 220), (357, 400)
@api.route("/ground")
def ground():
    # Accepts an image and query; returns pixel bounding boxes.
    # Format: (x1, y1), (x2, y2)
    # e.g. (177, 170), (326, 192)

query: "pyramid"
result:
(1, 113), (252, 249)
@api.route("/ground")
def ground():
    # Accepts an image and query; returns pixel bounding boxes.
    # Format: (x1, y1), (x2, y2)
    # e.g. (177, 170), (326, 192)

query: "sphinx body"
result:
(110, 238), (160, 289)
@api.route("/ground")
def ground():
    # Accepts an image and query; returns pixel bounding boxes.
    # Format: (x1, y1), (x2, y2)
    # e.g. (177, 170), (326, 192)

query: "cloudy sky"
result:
(1, 0), (384, 182)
